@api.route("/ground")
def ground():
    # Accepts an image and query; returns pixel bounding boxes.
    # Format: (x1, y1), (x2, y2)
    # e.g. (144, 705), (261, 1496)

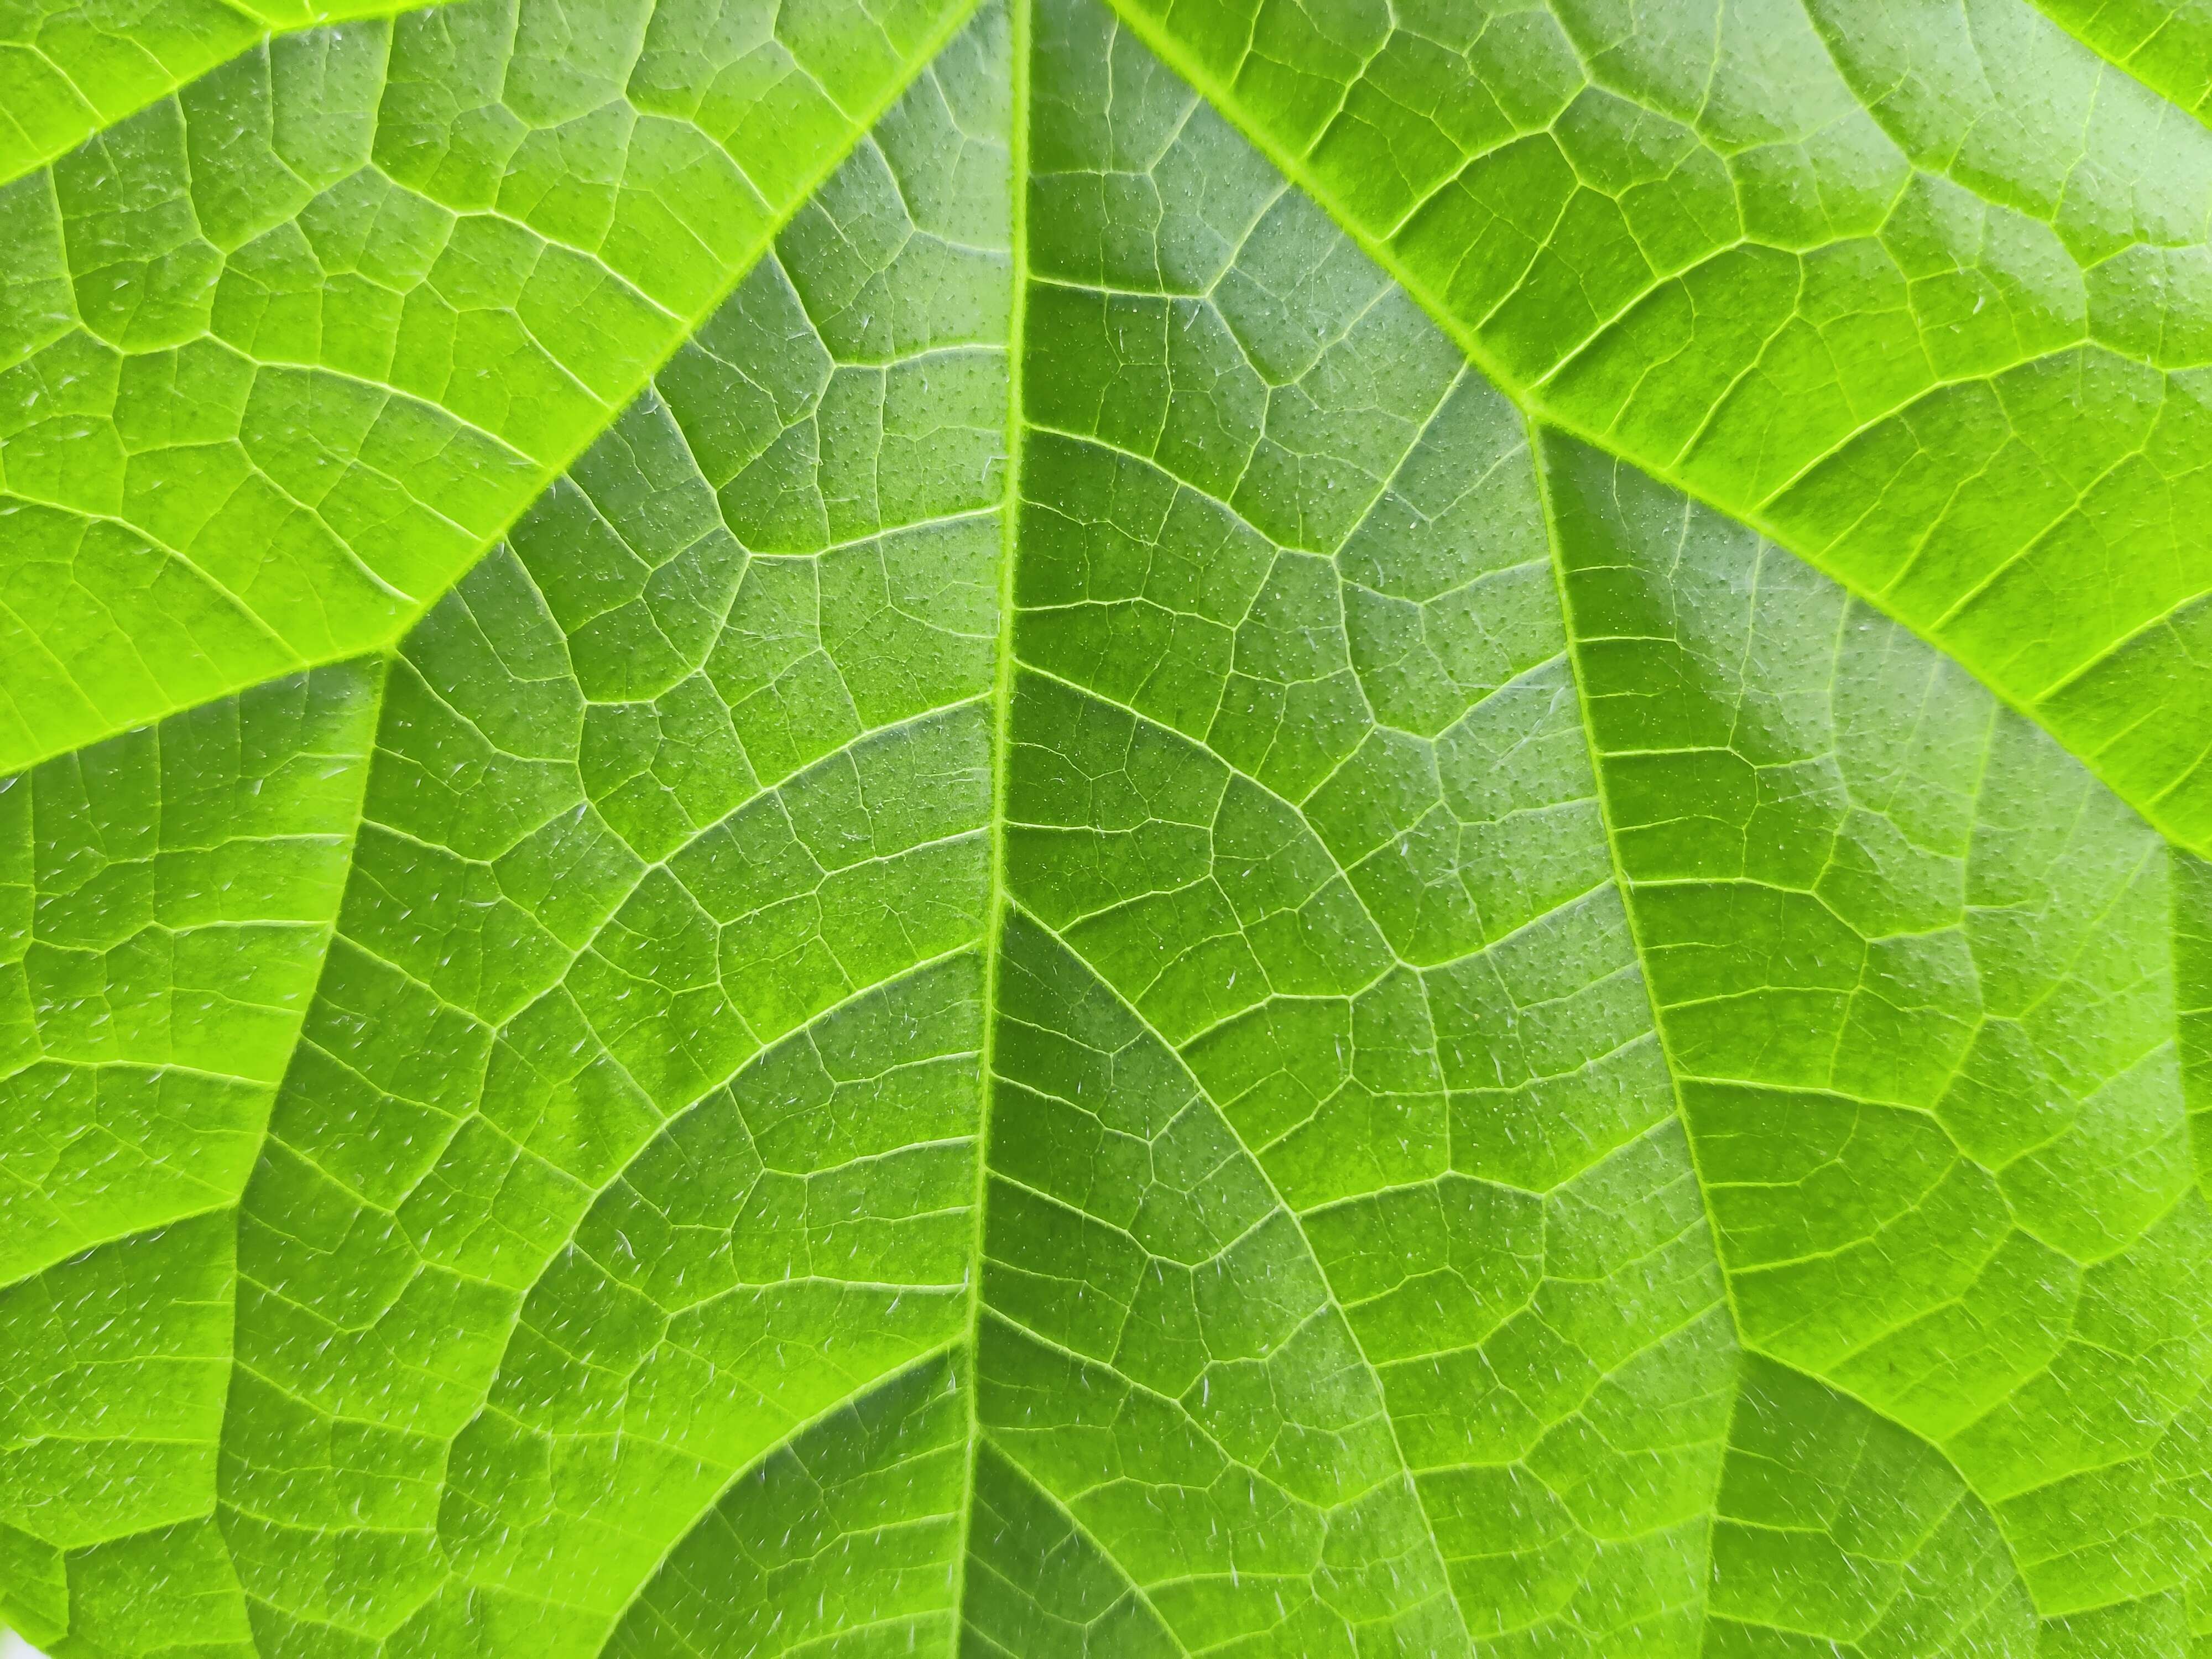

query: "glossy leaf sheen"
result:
(2, 0), (2208, 1656)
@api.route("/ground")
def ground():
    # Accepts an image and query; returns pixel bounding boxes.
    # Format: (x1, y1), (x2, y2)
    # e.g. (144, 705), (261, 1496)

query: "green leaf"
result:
(2031, 0), (2212, 125)
(1110, 0), (2212, 857)
(3, 0), (2210, 1655)
(0, 0), (479, 189)
(0, 0), (978, 772)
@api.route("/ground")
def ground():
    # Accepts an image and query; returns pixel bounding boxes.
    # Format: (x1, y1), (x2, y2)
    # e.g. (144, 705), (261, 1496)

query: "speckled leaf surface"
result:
(0, 0), (978, 770)
(3, 1), (2209, 1656)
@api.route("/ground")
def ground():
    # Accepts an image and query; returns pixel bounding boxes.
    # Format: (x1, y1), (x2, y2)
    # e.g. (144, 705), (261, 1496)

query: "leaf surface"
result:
(0, 0), (469, 187)
(2031, 0), (2212, 122)
(4, 0), (2211, 1655)
(1107, 0), (2212, 857)
(0, 0), (977, 772)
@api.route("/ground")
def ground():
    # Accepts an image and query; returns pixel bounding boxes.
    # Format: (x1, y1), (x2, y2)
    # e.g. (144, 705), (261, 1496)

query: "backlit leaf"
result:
(5, 1), (2209, 1654)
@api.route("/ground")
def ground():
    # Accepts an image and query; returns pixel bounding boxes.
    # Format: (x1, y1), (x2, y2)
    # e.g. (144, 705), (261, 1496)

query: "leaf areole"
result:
(4, 0), (2211, 1655)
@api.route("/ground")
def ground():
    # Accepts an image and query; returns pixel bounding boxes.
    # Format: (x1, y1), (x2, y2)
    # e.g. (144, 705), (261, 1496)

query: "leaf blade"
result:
(0, 0), (980, 775)
(1099, 0), (2212, 857)
(9, 1), (2212, 1652)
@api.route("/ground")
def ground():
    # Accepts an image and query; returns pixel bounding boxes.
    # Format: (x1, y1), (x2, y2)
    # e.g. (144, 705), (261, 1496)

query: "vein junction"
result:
(2, 0), (2210, 1655)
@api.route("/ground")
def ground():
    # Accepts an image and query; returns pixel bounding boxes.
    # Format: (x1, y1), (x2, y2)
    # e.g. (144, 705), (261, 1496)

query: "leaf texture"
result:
(0, 0), (468, 188)
(0, 0), (978, 773)
(1108, 0), (2212, 858)
(3, 0), (2211, 1655)
(2031, 0), (2212, 124)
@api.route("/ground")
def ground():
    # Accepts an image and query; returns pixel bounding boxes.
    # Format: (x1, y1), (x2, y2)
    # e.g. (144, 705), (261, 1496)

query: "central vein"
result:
(949, 0), (1032, 1636)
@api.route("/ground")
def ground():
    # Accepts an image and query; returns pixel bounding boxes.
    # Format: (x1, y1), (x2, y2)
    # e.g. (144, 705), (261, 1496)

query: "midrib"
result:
(946, 0), (1031, 1640)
